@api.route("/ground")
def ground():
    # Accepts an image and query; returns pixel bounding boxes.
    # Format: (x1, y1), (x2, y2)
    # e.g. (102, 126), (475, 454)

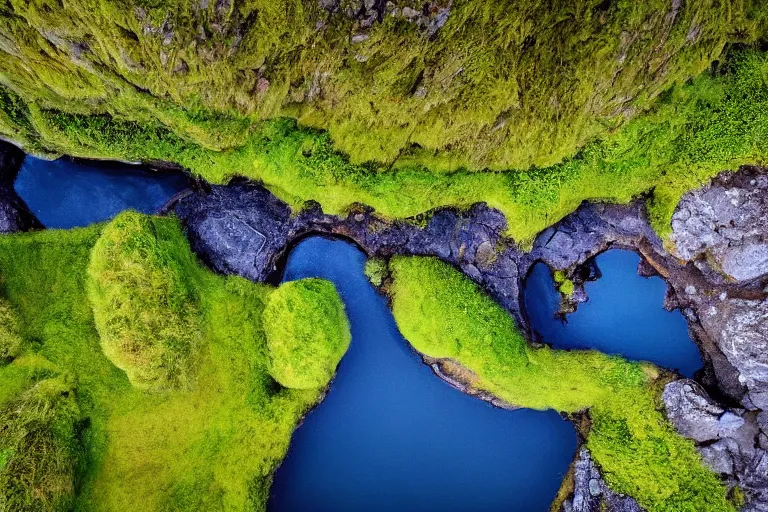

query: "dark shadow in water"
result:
(269, 236), (577, 512)
(14, 156), (189, 229)
(524, 249), (703, 378)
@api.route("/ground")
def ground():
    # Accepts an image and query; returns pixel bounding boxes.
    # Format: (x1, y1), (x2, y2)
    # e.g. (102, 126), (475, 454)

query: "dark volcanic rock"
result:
(174, 183), (293, 281)
(0, 140), (42, 233)
(173, 184), (528, 322)
(671, 167), (768, 282)
(561, 447), (643, 512)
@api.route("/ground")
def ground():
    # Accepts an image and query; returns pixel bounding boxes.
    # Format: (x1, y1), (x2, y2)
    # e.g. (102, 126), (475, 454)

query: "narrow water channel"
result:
(14, 155), (189, 228)
(268, 237), (577, 512)
(524, 250), (703, 378)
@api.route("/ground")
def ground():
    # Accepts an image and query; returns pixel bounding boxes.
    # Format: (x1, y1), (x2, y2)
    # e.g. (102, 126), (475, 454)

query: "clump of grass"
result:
(87, 211), (202, 391)
(553, 271), (575, 297)
(264, 279), (350, 389)
(0, 299), (23, 363)
(388, 256), (733, 512)
(0, 377), (82, 512)
(363, 258), (387, 287)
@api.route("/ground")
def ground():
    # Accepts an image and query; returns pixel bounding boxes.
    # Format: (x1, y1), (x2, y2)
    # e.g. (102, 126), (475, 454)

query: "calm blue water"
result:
(524, 250), (702, 378)
(14, 156), (189, 228)
(269, 237), (577, 512)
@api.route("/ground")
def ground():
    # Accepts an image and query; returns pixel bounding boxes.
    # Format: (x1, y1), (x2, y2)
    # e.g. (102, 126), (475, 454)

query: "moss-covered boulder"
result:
(0, 378), (82, 512)
(87, 211), (202, 391)
(264, 279), (350, 389)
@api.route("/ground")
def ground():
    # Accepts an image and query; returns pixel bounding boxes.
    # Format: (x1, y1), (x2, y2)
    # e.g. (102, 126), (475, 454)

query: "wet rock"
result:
(174, 183), (293, 281)
(698, 297), (768, 410)
(561, 447), (643, 512)
(0, 141), (42, 233)
(662, 380), (744, 442)
(671, 167), (768, 282)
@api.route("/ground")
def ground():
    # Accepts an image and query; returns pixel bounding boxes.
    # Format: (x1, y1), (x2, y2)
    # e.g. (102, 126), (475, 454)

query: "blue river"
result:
(524, 250), (703, 378)
(14, 155), (189, 229)
(269, 237), (577, 512)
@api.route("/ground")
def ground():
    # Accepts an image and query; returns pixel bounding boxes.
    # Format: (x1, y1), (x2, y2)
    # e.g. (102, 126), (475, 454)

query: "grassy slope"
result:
(3, 48), (768, 244)
(0, 0), (763, 170)
(388, 256), (735, 512)
(0, 215), (349, 511)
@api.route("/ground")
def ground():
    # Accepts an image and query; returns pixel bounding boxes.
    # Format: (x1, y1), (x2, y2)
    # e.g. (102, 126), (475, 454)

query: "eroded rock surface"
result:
(561, 447), (642, 512)
(664, 379), (768, 511)
(671, 167), (768, 282)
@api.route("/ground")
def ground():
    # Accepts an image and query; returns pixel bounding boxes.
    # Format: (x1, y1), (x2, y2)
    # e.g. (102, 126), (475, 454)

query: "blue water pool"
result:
(524, 249), (703, 377)
(268, 237), (577, 512)
(14, 156), (189, 229)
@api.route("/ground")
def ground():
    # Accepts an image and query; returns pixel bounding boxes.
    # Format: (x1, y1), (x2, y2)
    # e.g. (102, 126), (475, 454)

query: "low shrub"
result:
(264, 279), (350, 389)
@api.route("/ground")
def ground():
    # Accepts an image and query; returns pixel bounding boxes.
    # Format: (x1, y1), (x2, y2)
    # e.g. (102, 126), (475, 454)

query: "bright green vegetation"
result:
(1, 1), (765, 170)
(0, 298), (23, 362)
(0, 214), (349, 511)
(88, 212), (202, 391)
(0, 377), (82, 512)
(363, 258), (387, 287)
(4, 47), (768, 243)
(264, 279), (350, 389)
(553, 271), (575, 297)
(388, 256), (734, 512)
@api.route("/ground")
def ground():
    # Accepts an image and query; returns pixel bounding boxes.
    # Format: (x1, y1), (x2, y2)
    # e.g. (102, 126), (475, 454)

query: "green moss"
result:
(0, 299), (23, 363)
(87, 211), (202, 391)
(388, 256), (733, 512)
(363, 257), (387, 287)
(553, 271), (575, 297)
(0, 0), (761, 170)
(0, 216), (347, 511)
(264, 279), (350, 389)
(0, 376), (82, 512)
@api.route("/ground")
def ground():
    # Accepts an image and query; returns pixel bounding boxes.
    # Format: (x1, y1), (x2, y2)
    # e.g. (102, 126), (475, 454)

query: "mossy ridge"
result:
(1, 1), (764, 170)
(0, 215), (348, 511)
(387, 255), (733, 512)
(4, 48), (768, 243)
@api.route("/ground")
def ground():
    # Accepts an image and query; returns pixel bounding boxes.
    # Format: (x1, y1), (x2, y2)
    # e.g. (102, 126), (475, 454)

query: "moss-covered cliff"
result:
(0, 0), (766, 170)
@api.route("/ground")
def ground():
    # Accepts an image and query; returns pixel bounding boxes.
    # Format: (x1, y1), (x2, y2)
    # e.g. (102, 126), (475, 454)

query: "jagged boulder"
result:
(671, 168), (768, 282)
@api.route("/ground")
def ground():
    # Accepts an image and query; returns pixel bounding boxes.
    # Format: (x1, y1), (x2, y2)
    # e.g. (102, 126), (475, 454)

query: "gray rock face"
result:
(698, 297), (768, 410)
(561, 448), (643, 512)
(671, 168), (768, 282)
(662, 379), (744, 442)
(664, 379), (768, 511)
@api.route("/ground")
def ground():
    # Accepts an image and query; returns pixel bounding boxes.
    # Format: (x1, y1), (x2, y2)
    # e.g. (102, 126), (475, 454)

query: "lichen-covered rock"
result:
(561, 447), (643, 512)
(698, 297), (768, 410)
(671, 168), (768, 282)
(662, 379), (745, 442)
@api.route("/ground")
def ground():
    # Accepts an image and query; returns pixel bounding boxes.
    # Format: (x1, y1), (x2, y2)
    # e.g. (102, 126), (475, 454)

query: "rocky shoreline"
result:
(2, 142), (767, 511)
